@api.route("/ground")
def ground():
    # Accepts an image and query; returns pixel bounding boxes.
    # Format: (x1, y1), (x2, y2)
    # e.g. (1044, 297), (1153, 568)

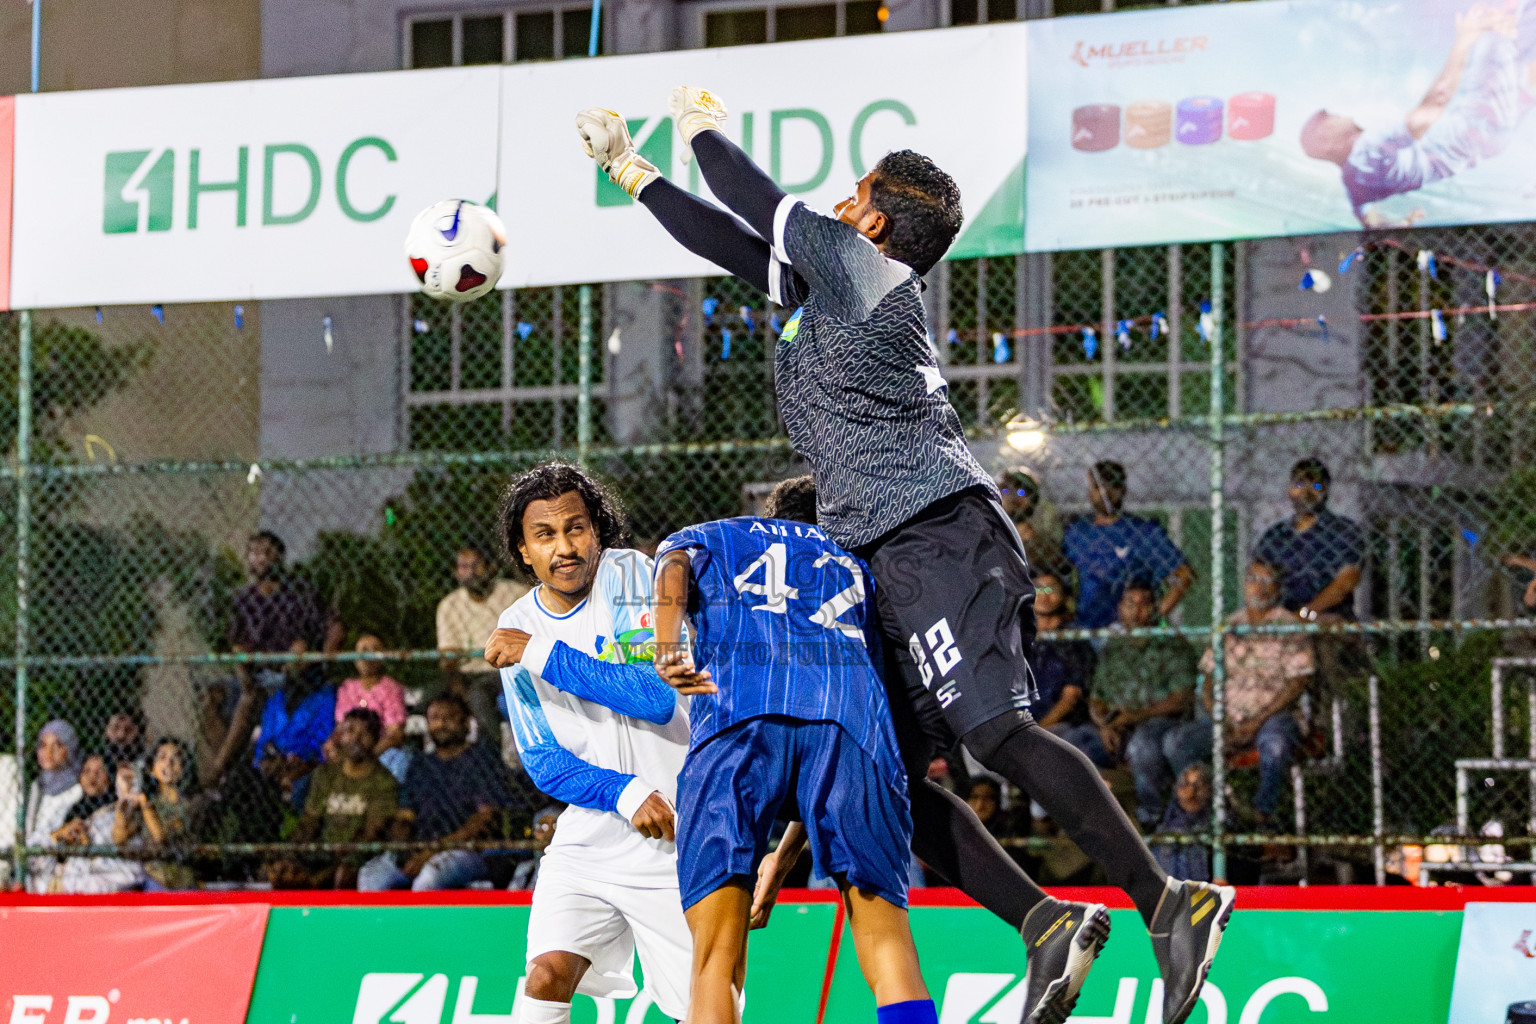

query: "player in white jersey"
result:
(484, 463), (694, 1024)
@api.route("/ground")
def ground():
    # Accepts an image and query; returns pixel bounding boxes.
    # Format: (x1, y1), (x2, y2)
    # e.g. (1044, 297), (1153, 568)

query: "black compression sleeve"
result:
(691, 130), (786, 243)
(638, 177), (773, 295)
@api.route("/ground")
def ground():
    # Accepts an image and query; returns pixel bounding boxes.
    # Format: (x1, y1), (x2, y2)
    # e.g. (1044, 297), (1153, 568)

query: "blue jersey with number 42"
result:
(656, 517), (906, 797)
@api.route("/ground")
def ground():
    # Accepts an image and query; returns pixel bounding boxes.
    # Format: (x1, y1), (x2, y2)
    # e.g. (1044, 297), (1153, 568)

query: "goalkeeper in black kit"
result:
(573, 88), (1233, 1024)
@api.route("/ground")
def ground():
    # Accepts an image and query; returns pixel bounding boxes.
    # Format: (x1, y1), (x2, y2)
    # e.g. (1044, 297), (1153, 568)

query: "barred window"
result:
(403, 5), (601, 68)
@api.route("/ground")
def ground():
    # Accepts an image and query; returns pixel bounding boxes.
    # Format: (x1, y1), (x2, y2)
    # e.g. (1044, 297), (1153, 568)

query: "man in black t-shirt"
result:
(358, 695), (514, 891)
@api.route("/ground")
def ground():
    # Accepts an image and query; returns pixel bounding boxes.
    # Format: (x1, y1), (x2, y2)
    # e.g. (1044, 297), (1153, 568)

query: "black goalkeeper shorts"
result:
(856, 486), (1038, 756)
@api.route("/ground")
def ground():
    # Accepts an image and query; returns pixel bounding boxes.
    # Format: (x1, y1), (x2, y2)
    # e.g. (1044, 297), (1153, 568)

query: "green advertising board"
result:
(821, 908), (1462, 1024)
(247, 903), (836, 1024)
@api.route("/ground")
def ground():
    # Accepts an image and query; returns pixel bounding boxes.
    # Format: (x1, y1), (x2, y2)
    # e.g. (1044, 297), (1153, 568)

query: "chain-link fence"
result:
(6, 223), (1536, 891)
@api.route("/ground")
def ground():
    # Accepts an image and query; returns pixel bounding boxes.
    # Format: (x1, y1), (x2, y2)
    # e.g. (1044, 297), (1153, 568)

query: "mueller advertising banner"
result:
(1025, 0), (1536, 251)
(0, 905), (269, 1024)
(6, 25), (1025, 308)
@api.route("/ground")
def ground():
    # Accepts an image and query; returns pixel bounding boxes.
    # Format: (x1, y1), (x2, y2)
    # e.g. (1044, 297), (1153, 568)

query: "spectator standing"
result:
(336, 633), (410, 782)
(1030, 570), (1106, 765)
(1063, 461), (1195, 629)
(268, 709), (398, 889)
(1153, 764), (1213, 883)
(509, 805), (561, 890)
(230, 531), (342, 672)
(359, 695), (515, 891)
(114, 738), (203, 891)
(1253, 459), (1366, 622)
(1172, 560), (1315, 830)
(436, 546), (529, 747)
(22, 720), (83, 892)
(1092, 583), (1200, 827)
(59, 758), (146, 894)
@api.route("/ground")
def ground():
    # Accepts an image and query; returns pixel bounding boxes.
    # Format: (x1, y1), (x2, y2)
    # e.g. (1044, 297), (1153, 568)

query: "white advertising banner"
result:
(10, 68), (502, 307)
(6, 26), (1026, 306)
(498, 23), (1028, 287)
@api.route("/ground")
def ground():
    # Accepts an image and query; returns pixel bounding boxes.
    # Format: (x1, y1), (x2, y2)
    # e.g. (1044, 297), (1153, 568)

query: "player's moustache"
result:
(551, 555), (586, 572)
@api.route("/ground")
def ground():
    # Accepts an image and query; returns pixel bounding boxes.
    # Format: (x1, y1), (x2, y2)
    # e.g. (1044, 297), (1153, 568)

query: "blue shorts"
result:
(675, 715), (912, 911)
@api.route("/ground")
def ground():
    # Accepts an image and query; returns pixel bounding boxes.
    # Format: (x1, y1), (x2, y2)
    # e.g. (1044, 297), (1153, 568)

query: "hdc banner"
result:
(244, 902), (837, 1024)
(0, 904), (269, 1024)
(496, 24), (1027, 288)
(824, 907), (1462, 1023)
(7, 26), (1025, 308)
(1025, 0), (1536, 250)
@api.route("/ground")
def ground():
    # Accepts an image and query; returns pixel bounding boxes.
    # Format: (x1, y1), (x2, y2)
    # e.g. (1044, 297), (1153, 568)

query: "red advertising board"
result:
(0, 905), (268, 1024)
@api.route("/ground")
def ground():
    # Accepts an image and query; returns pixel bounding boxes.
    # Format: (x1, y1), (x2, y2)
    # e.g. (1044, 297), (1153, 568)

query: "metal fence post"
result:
(1208, 242), (1228, 880)
(578, 284), (593, 466)
(13, 308), (33, 887)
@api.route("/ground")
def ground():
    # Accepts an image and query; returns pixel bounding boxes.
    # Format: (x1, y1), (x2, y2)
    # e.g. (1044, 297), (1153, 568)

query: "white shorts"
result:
(525, 865), (693, 1020)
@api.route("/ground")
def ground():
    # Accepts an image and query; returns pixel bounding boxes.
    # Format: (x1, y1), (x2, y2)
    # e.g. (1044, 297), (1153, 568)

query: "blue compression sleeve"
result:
(539, 640), (677, 726)
(503, 666), (635, 812)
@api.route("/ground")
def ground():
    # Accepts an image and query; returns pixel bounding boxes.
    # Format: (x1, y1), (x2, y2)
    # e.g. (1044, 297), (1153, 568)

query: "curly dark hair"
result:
(763, 475), (818, 525)
(343, 707), (383, 746)
(869, 150), (964, 276)
(496, 462), (629, 584)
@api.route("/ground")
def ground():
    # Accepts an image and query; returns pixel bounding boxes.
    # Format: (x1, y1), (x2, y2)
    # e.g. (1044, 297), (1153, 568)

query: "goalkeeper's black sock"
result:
(909, 775), (1049, 930)
(964, 711), (1169, 928)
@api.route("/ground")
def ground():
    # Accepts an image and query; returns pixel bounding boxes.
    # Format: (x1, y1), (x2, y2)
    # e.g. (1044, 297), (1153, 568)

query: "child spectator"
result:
(59, 758), (146, 893)
(336, 633), (409, 782)
(114, 738), (203, 891)
(509, 805), (561, 890)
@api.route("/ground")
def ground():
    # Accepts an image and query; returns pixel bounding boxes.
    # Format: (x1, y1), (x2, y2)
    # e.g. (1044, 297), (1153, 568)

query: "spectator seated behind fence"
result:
(58, 757), (146, 894)
(1254, 459), (1365, 624)
(337, 633), (410, 782)
(1029, 569), (1107, 766)
(359, 694), (516, 892)
(267, 708), (398, 890)
(1091, 582), (1200, 829)
(1174, 559), (1315, 833)
(437, 544), (529, 747)
(965, 776), (1009, 839)
(255, 667), (337, 798)
(509, 804), (561, 891)
(23, 720), (83, 893)
(998, 467), (1064, 572)
(1153, 763), (1213, 884)
(102, 709), (147, 771)
(113, 738), (204, 891)
(1063, 460), (1195, 629)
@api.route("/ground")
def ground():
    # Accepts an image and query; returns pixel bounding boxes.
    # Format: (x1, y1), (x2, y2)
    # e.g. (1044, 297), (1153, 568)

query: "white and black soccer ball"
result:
(404, 199), (506, 302)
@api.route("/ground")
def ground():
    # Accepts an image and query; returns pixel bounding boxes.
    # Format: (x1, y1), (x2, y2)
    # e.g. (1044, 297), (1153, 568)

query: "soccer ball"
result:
(404, 199), (506, 302)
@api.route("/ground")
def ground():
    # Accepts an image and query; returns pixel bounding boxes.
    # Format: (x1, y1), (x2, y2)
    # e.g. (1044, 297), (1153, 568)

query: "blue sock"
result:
(876, 999), (937, 1024)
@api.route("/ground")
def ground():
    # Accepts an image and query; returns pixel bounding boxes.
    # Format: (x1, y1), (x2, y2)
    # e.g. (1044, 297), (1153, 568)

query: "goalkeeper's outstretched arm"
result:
(576, 107), (777, 295)
(639, 179), (774, 296)
(671, 87), (785, 243)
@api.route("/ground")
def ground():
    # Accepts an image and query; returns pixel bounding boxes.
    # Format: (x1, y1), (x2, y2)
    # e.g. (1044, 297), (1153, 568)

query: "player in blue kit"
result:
(509, 477), (937, 1024)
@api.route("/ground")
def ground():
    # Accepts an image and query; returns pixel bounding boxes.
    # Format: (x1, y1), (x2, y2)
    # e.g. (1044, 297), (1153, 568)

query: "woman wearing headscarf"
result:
(23, 719), (83, 892)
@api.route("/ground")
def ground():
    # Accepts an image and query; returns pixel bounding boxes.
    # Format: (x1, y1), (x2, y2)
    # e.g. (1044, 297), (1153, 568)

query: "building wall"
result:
(0, 0), (259, 94)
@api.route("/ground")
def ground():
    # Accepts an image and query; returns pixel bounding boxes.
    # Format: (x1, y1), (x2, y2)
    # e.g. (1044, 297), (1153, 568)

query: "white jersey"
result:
(499, 547), (689, 888)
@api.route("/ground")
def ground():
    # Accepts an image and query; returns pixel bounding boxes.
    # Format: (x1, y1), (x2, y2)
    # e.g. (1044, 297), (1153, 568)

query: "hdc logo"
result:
(102, 138), (399, 234)
(936, 973), (1327, 1024)
(352, 973), (665, 1024)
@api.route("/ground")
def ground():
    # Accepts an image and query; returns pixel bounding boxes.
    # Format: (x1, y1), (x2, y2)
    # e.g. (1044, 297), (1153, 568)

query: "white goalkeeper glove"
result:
(668, 86), (728, 165)
(575, 108), (661, 198)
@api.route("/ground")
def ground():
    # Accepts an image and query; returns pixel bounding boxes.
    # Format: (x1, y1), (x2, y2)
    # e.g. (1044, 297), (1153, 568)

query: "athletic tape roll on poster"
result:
(1072, 103), (1121, 151)
(1176, 96), (1224, 145)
